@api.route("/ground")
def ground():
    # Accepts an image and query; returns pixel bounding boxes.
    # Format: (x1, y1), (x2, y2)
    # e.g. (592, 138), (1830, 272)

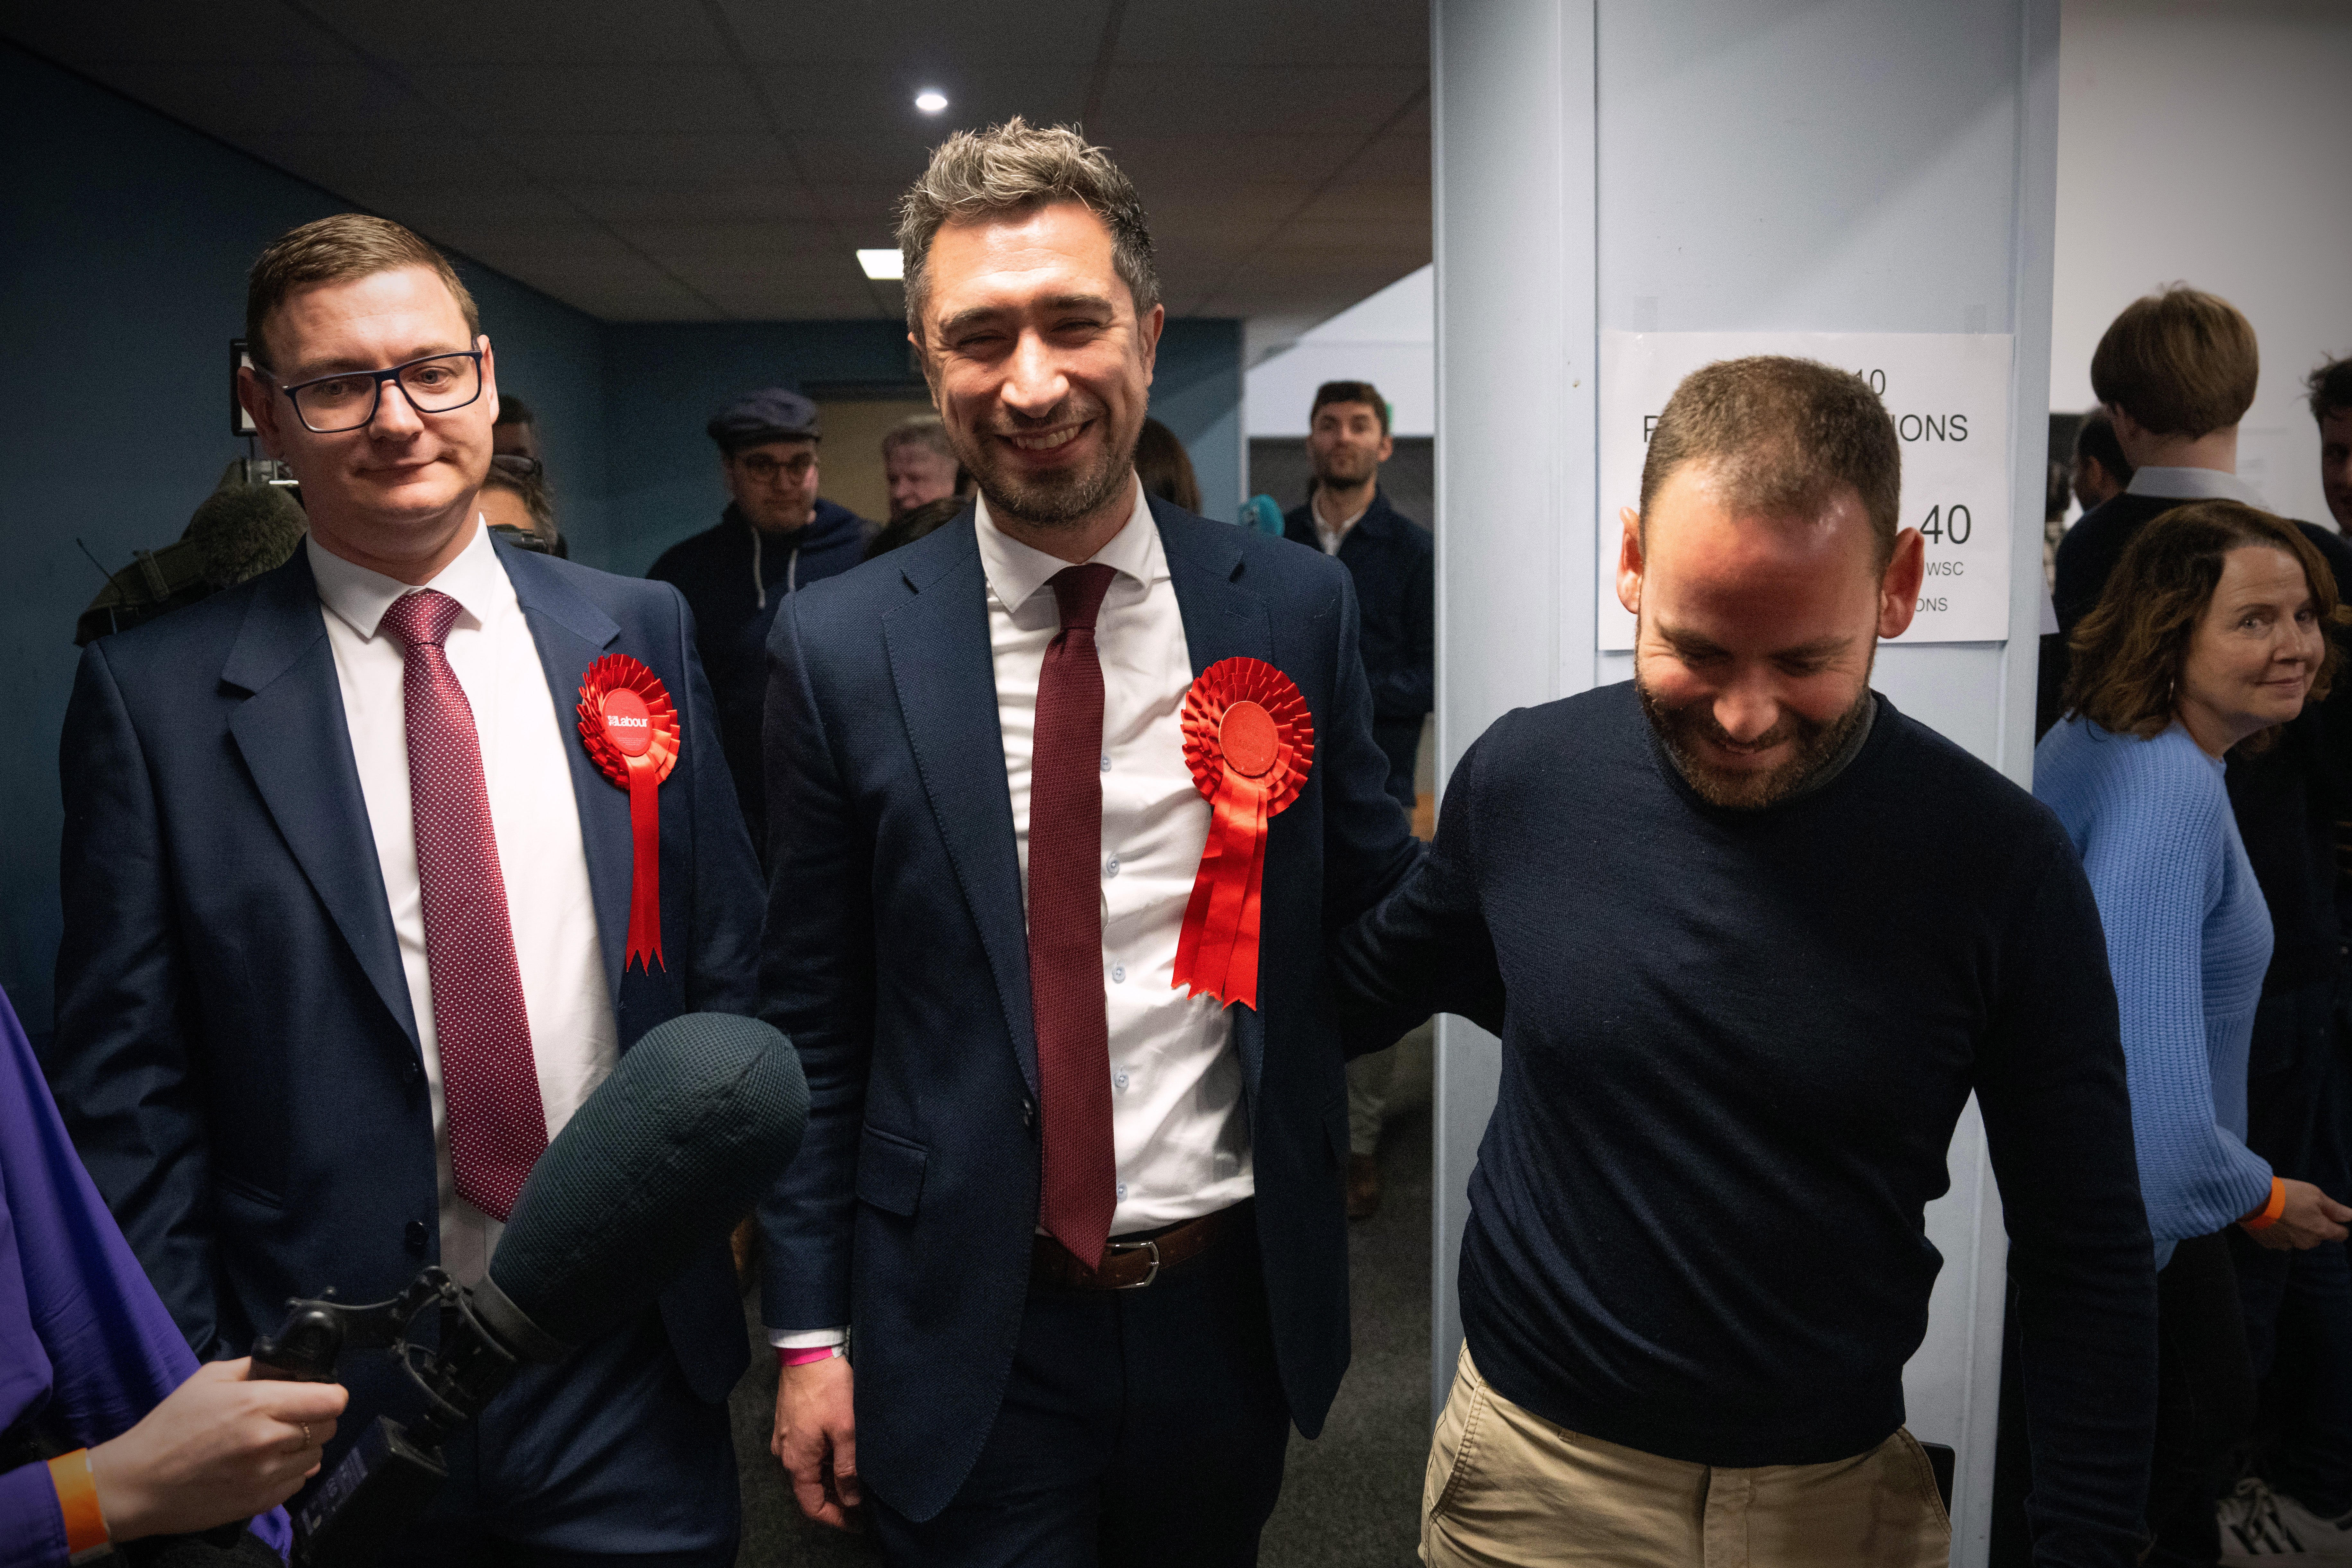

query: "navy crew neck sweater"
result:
(1337, 682), (2157, 1566)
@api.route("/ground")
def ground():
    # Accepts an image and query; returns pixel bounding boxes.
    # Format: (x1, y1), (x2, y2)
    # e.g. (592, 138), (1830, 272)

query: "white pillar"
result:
(1430, 4), (2059, 1560)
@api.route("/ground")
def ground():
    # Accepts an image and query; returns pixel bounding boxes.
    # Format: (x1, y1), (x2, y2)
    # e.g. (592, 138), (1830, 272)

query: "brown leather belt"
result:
(1030, 1204), (1239, 1291)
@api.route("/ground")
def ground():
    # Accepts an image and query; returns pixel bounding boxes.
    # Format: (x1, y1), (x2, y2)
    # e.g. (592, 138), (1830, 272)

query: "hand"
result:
(772, 1354), (861, 1529)
(86, 1358), (348, 1542)
(2246, 1179), (2352, 1250)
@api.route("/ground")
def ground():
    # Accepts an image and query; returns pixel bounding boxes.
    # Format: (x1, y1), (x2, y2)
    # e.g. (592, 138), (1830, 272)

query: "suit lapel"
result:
(881, 520), (1042, 1095)
(1153, 500), (1276, 1103)
(500, 544), (629, 1002)
(223, 552), (419, 1049)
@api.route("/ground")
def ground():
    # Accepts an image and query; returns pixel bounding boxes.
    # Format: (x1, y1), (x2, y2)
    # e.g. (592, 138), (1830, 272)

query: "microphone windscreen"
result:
(486, 1013), (808, 1353)
(189, 483), (306, 589)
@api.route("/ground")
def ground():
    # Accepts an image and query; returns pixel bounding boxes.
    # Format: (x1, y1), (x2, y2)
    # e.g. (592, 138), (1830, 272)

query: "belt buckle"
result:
(1107, 1237), (1161, 1289)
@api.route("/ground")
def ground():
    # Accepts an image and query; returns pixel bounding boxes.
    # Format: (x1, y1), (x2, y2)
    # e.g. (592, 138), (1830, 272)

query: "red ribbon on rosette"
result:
(576, 655), (680, 972)
(1173, 657), (1316, 1011)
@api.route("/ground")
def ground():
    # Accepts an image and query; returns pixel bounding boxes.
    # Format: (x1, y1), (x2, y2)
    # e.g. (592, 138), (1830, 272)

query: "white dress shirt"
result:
(310, 522), (618, 1287)
(2126, 465), (2267, 507)
(979, 480), (1255, 1234)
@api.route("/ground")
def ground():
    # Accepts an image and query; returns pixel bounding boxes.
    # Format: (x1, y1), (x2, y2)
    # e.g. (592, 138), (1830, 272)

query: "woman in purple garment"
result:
(1, 984), (345, 1565)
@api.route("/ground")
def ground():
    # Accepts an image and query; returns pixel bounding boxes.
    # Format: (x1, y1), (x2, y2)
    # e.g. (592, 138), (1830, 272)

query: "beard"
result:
(1636, 668), (1874, 810)
(958, 394), (1140, 531)
(1311, 445), (1379, 489)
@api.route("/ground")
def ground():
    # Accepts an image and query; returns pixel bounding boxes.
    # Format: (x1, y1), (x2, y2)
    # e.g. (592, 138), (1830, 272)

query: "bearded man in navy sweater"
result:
(1338, 357), (2158, 1568)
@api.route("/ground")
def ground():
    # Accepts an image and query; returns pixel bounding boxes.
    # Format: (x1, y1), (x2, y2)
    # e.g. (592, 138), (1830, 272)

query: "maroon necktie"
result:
(1029, 563), (1119, 1269)
(380, 589), (548, 1223)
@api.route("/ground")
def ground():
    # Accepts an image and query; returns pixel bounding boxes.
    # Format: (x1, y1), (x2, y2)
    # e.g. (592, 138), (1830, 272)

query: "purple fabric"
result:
(0, 985), (291, 1564)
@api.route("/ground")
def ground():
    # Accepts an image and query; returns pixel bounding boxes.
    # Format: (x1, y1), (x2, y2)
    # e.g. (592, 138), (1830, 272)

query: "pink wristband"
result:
(780, 1343), (843, 1368)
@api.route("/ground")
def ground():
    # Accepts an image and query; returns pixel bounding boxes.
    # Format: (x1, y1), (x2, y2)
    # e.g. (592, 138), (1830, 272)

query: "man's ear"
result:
(1878, 527), (1927, 639)
(1136, 301), (1165, 385)
(478, 336), (499, 427)
(238, 365), (288, 459)
(1615, 508), (1645, 615)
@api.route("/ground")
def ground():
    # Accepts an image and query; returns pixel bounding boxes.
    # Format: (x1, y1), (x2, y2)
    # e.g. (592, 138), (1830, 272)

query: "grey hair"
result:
(880, 414), (957, 463)
(896, 117), (1159, 340)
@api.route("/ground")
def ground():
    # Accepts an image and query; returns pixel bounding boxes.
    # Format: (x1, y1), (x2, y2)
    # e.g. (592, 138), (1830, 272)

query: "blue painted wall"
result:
(0, 45), (609, 1034)
(0, 42), (1244, 1033)
(601, 320), (912, 574)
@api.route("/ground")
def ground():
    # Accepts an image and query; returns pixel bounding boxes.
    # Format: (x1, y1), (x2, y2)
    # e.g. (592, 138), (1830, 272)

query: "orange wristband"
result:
(2242, 1178), (2287, 1232)
(47, 1448), (111, 1561)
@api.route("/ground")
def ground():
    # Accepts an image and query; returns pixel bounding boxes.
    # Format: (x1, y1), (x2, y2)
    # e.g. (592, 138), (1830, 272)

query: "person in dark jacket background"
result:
(648, 388), (871, 854)
(1283, 380), (1432, 816)
(1282, 379), (1431, 1220)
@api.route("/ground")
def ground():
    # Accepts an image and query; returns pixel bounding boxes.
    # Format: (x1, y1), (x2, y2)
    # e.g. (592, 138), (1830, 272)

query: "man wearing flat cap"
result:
(648, 388), (871, 851)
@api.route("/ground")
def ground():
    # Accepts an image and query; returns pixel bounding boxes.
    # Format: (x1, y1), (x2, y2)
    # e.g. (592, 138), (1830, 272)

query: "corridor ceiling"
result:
(8, 1), (1431, 333)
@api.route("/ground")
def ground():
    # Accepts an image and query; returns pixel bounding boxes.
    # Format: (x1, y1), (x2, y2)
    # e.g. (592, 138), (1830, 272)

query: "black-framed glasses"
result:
(278, 351), (485, 434)
(735, 450), (817, 484)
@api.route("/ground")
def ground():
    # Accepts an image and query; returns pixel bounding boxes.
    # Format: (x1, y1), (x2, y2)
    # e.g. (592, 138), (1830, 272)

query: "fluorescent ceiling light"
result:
(856, 249), (904, 281)
(914, 90), (948, 113)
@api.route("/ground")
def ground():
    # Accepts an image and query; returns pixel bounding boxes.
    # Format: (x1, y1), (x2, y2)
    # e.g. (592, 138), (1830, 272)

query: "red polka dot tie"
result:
(381, 589), (547, 1223)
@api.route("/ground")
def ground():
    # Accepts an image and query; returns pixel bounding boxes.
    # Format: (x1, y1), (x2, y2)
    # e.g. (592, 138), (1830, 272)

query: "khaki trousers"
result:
(1422, 1346), (1951, 1568)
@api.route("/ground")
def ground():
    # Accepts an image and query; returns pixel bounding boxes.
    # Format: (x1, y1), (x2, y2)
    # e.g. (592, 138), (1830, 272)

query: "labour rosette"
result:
(576, 655), (679, 971)
(1172, 657), (1315, 1011)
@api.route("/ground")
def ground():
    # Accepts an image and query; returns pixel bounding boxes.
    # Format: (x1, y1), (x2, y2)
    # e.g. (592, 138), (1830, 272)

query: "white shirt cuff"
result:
(769, 1326), (849, 1350)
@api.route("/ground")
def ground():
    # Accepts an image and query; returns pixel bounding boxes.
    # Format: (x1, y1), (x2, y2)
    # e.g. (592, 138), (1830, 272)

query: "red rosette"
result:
(576, 655), (680, 972)
(1172, 657), (1316, 1010)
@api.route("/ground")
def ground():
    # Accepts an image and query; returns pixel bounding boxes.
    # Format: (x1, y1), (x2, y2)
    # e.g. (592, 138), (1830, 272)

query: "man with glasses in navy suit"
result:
(51, 214), (764, 1566)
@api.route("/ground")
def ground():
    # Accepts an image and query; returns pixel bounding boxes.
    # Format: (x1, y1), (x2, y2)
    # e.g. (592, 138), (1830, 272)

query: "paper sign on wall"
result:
(1596, 331), (2016, 650)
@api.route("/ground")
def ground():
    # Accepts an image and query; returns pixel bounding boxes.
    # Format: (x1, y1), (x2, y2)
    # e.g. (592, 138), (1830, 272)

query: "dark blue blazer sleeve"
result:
(1318, 567), (1428, 942)
(49, 640), (218, 1359)
(663, 578), (763, 1019)
(754, 591), (874, 1331)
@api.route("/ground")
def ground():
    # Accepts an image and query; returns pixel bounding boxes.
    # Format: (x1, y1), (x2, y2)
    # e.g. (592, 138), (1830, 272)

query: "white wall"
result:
(2052, 0), (2352, 523)
(1246, 266), (1436, 438)
(1433, 4), (2058, 1560)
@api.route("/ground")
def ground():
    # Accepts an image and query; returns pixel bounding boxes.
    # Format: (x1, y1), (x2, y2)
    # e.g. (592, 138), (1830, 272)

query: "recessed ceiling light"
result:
(914, 90), (948, 114)
(856, 249), (904, 281)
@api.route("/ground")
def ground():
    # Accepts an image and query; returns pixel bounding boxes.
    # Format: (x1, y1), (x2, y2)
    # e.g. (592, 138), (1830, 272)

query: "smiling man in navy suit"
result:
(50, 215), (764, 1565)
(756, 120), (1421, 1567)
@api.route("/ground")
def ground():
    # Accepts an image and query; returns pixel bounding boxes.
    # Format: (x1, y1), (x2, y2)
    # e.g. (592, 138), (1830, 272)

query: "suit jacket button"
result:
(1022, 1097), (1036, 1129)
(405, 1220), (429, 1255)
(403, 1058), (421, 1084)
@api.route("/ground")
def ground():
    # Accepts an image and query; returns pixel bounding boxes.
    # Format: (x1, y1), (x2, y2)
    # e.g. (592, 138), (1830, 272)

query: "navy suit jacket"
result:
(756, 497), (1421, 1522)
(49, 538), (765, 1477)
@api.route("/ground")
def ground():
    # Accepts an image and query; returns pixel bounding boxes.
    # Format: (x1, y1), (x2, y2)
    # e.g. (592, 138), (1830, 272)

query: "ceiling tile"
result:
(1093, 66), (1423, 140)
(299, 0), (734, 66)
(713, 0), (1111, 67)
(398, 65), (768, 136)
(2, 4), (351, 64)
(561, 182), (820, 226)
(751, 64), (1089, 135)
(1117, 0), (1429, 68)
(493, 133), (802, 186)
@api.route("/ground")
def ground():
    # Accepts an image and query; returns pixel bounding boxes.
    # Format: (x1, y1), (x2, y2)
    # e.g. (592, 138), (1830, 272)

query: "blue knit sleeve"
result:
(2073, 755), (2275, 1245)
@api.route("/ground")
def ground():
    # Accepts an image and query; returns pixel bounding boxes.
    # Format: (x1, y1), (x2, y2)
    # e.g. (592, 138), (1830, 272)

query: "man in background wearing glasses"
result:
(649, 389), (871, 857)
(49, 214), (765, 1566)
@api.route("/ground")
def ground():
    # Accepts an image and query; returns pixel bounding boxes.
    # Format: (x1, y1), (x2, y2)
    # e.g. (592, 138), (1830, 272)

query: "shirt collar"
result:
(973, 477), (1163, 613)
(308, 516), (507, 641)
(2126, 466), (2267, 507)
(1313, 491), (1373, 544)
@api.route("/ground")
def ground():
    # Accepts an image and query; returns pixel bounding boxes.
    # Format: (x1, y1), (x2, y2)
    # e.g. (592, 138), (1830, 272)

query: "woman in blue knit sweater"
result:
(2036, 500), (2352, 1566)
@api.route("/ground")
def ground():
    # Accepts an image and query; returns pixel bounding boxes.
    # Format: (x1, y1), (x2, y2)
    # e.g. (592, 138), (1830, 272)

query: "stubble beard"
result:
(1635, 658), (1875, 810)
(961, 399), (1140, 532)
(1312, 447), (1378, 490)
